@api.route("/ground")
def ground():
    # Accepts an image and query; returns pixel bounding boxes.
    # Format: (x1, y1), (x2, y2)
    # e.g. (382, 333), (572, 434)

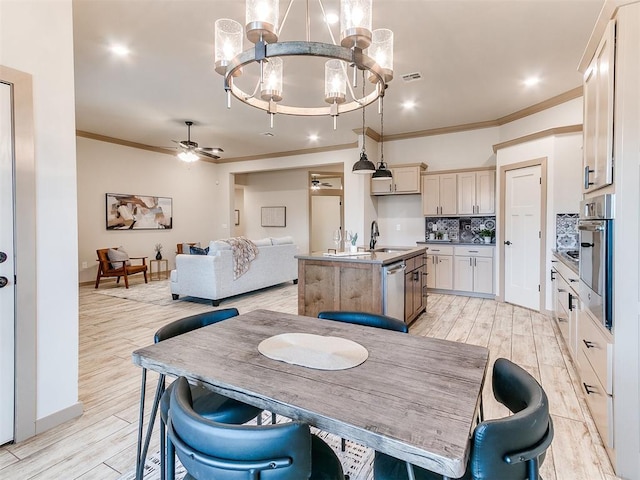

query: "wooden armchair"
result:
(95, 248), (148, 289)
(176, 243), (199, 254)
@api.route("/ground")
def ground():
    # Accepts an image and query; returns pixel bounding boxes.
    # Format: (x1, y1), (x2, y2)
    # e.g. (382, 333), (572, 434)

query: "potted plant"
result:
(154, 243), (163, 260)
(347, 232), (358, 252)
(479, 229), (494, 244)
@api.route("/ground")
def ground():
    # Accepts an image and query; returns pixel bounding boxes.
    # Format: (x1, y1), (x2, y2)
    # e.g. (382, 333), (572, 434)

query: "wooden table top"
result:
(132, 309), (489, 477)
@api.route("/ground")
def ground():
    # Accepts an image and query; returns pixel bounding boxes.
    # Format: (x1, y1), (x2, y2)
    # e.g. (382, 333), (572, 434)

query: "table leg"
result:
(136, 373), (165, 480)
(406, 462), (416, 480)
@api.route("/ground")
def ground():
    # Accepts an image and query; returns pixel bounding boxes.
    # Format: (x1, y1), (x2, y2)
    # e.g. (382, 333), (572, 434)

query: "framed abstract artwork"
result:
(105, 193), (173, 230)
(261, 206), (286, 227)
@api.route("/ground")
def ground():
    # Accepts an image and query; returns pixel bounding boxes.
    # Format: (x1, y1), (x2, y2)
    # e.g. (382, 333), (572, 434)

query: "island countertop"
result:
(295, 245), (427, 266)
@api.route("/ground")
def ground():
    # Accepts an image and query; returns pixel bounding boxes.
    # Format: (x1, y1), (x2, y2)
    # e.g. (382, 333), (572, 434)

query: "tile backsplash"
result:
(425, 217), (496, 243)
(556, 213), (579, 251)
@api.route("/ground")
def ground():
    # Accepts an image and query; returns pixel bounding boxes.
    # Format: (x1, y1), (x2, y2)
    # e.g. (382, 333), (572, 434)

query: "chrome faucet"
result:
(370, 220), (380, 250)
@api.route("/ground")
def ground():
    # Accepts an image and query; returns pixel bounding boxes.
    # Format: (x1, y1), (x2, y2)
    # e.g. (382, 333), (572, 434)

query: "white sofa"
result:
(170, 237), (298, 306)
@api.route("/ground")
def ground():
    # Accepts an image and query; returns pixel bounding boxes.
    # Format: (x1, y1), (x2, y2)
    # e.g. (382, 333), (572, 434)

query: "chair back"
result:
(96, 247), (119, 273)
(168, 377), (312, 479)
(469, 358), (553, 480)
(317, 311), (408, 333)
(154, 308), (239, 343)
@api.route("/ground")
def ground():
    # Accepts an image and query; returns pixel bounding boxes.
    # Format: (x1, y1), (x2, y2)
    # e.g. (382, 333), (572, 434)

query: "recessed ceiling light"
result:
(110, 44), (130, 57)
(309, 134), (319, 141)
(523, 76), (540, 87)
(325, 12), (339, 24)
(402, 100), (416, 110)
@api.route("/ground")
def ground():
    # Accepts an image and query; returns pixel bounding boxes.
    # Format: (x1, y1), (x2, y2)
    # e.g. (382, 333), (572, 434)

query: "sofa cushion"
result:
(208, 240), (232, 253)
(190, 245), (210, 255)
(271, 236), (294, 245)
(253, 238), (272, 247)
(182, 242), (200, 254)
(107, 247), (131, 269)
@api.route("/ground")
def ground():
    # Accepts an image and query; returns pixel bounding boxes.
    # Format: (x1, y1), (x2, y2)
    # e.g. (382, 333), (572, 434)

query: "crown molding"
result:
(492, 124), (583, 153)
(217, 141), (358, 164)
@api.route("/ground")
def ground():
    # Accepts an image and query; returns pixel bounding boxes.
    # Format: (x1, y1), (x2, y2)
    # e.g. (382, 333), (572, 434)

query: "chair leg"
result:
(167, 435), (176, 480)
(124, 271), (129, 288)
(137, 374), (165, 480)
(144, 270), (148, 283)
(406, 462), (417, 480)
(95, 269), (102, 289)
(271, 412), (276, 424)
(341, 438), (346, 452)
(160, 416), (166, 480)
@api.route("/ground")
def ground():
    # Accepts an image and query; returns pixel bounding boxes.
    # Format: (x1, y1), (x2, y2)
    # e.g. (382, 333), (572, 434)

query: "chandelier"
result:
(214, 0), (394, 129)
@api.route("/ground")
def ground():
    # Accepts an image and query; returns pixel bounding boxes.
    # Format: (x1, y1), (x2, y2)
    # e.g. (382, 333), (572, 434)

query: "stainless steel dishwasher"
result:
(383, 261), (406, 321)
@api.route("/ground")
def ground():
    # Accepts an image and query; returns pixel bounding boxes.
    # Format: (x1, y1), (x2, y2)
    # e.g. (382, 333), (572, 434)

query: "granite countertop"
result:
(418, 241), (496, 247)
(295, 245), (426, 266)
(552, 249), (579, 274)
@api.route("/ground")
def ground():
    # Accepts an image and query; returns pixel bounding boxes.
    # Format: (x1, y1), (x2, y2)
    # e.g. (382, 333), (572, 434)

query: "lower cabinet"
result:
(426, 252), (453, 290)
(551, 257), (580, 359)
(404, 253), (426, 324)
(452, 246), (494, 294)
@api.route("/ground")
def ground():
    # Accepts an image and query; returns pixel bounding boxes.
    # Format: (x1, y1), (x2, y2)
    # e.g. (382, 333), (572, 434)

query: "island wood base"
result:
(297, 258), (383, 319)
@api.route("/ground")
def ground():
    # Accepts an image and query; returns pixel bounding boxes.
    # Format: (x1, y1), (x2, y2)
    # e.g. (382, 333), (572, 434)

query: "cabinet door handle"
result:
(558, 316), (568, 323)
(551, 270), (556, 281)
(583, 382), (597, 395)
(582, 339), (596, 349)
(557, 288), (566, 293)
(469, 258), (473, 266)
(569, 278), (578, 283)
(568, 292), (573, 311)
(584, 166), (595, 189)
(474, 258), (477, 267)
(468, 250), (478, 253)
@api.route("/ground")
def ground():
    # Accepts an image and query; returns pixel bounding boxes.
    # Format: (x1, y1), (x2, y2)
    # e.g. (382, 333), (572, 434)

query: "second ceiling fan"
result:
(174, 121), (223, 161)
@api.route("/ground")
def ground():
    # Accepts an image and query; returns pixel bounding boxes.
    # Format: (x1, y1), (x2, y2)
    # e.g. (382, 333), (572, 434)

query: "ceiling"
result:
(72, 0), (604, 162)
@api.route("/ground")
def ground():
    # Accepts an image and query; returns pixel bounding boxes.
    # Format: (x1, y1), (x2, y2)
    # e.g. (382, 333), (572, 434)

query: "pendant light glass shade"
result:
(261, 57), (283, 102)
(178, 150), (199, 163)
(246, 0), (278, 43)
(352, 151), (376, 174)
(215, 19), (243, 75)
(324, 60), (347, 104)
(340, 0), (372, 49)
(368, 28), (394, 83)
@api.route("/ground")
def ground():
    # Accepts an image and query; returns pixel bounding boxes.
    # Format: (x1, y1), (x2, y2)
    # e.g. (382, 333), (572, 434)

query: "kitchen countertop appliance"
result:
(578, 194), (614, 331)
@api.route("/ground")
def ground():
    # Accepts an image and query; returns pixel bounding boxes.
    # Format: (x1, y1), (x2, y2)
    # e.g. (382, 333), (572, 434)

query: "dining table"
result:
(132, 309), (489, 478)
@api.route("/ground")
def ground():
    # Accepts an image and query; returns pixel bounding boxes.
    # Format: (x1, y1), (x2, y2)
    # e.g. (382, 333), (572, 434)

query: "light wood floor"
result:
(0, 279), (620, 479)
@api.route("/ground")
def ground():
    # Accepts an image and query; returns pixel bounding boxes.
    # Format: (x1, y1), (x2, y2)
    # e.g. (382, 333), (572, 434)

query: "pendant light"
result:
(352, 71), (376, 174)
(372, 93), (392, 180)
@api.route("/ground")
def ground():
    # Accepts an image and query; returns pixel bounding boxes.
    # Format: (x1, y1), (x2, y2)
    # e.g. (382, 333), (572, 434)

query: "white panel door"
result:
(504, 165), (541, 311)
(0, 82), (15, 445)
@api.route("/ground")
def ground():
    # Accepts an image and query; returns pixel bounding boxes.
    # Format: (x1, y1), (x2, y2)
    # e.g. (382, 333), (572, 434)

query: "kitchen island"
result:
(295, 246), (427, 324)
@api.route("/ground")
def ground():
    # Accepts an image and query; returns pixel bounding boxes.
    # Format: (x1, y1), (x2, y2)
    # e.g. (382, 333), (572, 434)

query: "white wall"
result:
(0, 0), (80, 425)
(76, 137), (219, 282)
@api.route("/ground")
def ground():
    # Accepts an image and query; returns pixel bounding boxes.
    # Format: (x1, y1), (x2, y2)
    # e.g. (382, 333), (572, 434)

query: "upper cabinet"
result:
(371, 163), (427, 195)
(457, 170), (495, 215)
(422, 173), (457, 215)
(583, 19), (615, 193)
(422, 169), (495, 216)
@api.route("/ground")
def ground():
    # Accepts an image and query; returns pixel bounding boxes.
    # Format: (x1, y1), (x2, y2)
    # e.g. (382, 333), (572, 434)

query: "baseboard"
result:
(35, 401), (83, 435)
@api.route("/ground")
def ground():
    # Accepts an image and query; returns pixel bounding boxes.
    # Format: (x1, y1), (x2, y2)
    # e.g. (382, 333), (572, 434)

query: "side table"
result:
(149, 259), (169, 281)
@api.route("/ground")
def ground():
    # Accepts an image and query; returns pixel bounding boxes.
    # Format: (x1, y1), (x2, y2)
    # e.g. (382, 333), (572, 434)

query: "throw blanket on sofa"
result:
(220, 237), (259, 279)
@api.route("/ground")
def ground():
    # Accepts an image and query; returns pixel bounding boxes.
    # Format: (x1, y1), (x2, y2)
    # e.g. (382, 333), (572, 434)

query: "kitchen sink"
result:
(374, 247), (411, 253)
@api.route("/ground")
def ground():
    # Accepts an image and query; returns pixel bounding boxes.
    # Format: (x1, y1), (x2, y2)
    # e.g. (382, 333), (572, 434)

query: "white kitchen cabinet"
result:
(421, 174), (457, 215)
(457, 170), (495, 215)
(425, 246), (453, 290)
(551, 255), (580, 360)
(453, 246), (493, 294)
(583, 19), (615, 192)
(371, 164), (426, 195)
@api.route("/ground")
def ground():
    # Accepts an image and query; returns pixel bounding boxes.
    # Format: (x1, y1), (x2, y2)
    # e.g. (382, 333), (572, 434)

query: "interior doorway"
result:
(500, 160), (547, 311)
(0, 81), (15, 445)
(309, 172), (344, 253)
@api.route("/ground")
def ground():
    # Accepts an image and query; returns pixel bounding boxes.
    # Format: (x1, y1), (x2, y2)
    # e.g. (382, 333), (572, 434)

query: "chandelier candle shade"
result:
(214, 0), (393, 129)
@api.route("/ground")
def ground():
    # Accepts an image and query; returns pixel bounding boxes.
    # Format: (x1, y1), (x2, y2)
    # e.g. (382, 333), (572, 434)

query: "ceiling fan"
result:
(311, 175), (334, 189)
(173, 121), (223, 162)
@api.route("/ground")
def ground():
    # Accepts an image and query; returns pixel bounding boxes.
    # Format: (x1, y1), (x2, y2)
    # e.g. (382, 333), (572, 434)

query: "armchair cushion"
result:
(108, 247), (131, 269)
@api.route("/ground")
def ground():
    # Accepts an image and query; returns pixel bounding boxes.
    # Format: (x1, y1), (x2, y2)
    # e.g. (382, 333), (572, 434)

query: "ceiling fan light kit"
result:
(214, 0), (393, 133)
(175, 121), (223, 162)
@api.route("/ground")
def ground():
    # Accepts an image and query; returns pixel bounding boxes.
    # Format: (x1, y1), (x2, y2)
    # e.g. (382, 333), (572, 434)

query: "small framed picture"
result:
(234, 209), (240, 226)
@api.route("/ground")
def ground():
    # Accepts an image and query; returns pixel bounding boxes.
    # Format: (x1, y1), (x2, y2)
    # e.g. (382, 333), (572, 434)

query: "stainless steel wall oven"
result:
(578, 194), (614, 330)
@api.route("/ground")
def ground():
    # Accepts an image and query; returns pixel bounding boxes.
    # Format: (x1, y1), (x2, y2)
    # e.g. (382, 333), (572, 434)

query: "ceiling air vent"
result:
(401, 72), (422, 82)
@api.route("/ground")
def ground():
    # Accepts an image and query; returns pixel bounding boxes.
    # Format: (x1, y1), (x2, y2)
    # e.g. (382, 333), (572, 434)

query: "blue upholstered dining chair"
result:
(317, 311), (408, 333)
(318, 310), (408, 452)
(135, 308), (263, 480)
(166, 376), (345, 480)
(374, 358), (554, 480)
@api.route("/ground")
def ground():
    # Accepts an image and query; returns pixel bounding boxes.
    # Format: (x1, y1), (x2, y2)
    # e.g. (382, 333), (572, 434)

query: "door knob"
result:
(0, 251), (6, 263)
(504, 241), (512, 245)
(0, 276), (8, 288)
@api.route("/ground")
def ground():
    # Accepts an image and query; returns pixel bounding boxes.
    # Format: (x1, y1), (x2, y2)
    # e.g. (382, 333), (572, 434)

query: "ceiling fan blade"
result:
(197, 147), (224, 154)
(196, 150), (220, 160)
